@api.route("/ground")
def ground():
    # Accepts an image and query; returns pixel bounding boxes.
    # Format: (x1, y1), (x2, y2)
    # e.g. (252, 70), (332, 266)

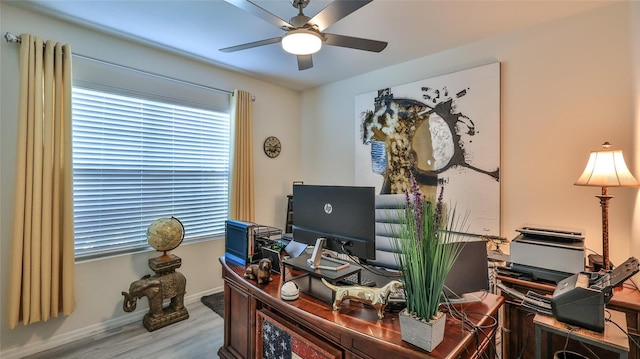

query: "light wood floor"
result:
(22, 300), (224, 359)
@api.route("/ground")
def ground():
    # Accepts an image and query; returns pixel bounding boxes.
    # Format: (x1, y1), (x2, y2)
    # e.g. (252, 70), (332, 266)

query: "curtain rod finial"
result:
(4, 32), (21, 43)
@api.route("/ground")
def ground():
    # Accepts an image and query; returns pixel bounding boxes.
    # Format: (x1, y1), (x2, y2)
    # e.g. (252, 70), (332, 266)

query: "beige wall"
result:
(631, 0), (640, 265)
(0, 3), (300, 357)
(300, 3), (638, 266)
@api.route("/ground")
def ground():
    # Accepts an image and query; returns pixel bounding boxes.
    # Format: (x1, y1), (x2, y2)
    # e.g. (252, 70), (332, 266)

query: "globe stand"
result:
(149, 253), (182, 274)
(132, 253), (189, 332)
(121, 253), (189, 332)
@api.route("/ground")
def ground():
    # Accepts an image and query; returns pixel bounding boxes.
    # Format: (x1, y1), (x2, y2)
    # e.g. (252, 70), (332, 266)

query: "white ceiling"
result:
(9, 0), (619, 91)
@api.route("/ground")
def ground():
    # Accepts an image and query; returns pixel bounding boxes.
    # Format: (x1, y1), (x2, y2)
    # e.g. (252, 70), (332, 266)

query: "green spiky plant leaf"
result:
(391, 176), (468, 320)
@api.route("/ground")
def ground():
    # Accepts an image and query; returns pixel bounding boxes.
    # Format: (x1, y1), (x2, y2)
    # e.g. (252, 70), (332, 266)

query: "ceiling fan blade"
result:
(310, 0), (372, 32)
(297, 54), (313, 71)
(219, 37), (282, 53)
(224, 0), (291, 29)
(324, 33), (387, 52)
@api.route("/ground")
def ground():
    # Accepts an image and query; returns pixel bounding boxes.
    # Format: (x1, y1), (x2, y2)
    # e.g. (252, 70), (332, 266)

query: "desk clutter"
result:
(495, 224), (640, 334)
(224, 219), (285, 266)
(219, 256), (504, 359)
(222, 212), (640, 357)
(224, 218), (495, 312)
(481, 222), (640, 359)
(224, 220), (411, 320)
(498, 256), (638, 333)
(221, 212), (508, 355)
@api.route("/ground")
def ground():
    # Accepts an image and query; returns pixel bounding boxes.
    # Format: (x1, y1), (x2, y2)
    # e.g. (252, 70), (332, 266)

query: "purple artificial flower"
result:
(404, 189), (411, 209)
(410, 174), (423, 242)
(434, 185), (445, 231)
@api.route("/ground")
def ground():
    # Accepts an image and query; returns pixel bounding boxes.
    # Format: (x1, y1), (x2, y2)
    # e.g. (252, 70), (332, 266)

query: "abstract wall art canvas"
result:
(355, 63), (501, 236)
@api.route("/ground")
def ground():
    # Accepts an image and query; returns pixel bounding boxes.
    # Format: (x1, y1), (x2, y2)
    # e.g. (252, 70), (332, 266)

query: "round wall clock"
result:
(263, 136), (281, 158)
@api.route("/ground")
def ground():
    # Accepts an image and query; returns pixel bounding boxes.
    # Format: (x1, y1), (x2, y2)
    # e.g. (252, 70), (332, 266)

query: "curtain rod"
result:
(4, 32), (254, 100)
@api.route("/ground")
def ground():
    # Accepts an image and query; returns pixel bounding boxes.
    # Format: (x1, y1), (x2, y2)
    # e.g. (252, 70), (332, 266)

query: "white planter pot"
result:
(398, 309), (446, 352)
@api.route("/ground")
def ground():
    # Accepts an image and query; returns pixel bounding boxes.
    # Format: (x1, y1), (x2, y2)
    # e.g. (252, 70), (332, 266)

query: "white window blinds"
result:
(72, 87), (230, 259)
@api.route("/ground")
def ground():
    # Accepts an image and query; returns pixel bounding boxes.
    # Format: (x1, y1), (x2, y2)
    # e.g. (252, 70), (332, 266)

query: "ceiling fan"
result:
(220, 0), (387, 71)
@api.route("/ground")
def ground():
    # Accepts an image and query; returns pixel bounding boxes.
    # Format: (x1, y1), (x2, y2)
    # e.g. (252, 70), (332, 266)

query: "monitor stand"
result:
(307, 238), (350, 271)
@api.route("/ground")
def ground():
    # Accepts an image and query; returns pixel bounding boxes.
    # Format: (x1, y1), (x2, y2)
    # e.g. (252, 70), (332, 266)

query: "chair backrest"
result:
(368, 194), (490, 292)
(367, 194), (407, 270)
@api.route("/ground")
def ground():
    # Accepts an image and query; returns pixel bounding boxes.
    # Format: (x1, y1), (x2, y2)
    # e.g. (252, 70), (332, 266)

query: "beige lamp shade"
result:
(575, 143), (639, 187)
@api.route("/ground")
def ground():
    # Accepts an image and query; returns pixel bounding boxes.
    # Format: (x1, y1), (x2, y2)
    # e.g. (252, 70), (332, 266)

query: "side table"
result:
(534, 310), (630, 359)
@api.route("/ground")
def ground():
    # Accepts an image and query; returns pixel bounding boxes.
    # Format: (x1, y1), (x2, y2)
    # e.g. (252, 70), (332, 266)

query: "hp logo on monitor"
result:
(323, 203), (333, 214)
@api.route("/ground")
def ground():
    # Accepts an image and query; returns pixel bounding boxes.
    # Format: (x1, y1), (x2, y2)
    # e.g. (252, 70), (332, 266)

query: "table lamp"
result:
(574, 142), (639, 270)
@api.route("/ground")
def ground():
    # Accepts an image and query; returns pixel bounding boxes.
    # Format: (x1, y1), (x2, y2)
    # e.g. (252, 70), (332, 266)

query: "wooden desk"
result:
(534, 310), (629, 359)
(219, 257), (504, 359)
(498, 275), (640, 359)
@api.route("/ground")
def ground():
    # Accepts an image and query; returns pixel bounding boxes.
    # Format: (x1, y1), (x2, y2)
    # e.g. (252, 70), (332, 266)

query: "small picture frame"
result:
(261, 247), (282, 274)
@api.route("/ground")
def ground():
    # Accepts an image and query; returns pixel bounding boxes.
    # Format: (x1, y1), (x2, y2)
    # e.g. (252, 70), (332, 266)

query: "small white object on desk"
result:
(281, 281), (299, 301)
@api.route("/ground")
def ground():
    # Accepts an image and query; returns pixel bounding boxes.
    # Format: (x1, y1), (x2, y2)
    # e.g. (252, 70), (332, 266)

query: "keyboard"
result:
(338, 273), (377, 287)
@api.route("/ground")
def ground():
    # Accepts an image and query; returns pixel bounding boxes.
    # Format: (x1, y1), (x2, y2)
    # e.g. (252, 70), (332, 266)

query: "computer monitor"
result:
(292, 185), (376, 261)
(443, 239), (489, 301)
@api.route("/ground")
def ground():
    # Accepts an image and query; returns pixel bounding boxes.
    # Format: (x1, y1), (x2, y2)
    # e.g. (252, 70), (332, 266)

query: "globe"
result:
(147, 217), (185, 253)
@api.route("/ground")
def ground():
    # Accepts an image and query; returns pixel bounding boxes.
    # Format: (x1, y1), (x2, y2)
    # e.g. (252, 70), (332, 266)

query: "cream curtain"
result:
(7, 34), (75, 329)
(229, 90), (255, 222)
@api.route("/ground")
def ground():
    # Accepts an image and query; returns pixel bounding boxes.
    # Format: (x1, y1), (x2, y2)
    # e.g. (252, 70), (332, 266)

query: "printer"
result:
(509, 224), (585, 283)
(499, 257), (639, 333)
(551, 257), (639, 332)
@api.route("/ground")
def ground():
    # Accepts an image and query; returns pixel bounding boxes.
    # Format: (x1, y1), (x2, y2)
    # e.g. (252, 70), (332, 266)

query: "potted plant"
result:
(391, 176), (467, 352)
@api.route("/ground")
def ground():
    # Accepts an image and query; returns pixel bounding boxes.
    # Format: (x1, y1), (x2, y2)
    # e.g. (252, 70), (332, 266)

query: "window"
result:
(72, 87), (230, 260)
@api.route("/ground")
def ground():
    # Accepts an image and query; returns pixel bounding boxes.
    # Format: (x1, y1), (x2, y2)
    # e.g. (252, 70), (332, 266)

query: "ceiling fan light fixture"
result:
(282, 29), (322, 55)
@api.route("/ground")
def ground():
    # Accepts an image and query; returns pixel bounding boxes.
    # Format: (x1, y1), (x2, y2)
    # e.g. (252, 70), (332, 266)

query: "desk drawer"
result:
(257, 309), (343, 359)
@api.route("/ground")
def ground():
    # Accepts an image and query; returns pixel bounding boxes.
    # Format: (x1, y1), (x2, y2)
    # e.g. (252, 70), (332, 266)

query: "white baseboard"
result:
(1, 287), (223, 359)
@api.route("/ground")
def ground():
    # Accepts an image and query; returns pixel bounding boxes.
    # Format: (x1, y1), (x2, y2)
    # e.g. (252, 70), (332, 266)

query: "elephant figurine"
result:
(121, 270), (187, 320)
